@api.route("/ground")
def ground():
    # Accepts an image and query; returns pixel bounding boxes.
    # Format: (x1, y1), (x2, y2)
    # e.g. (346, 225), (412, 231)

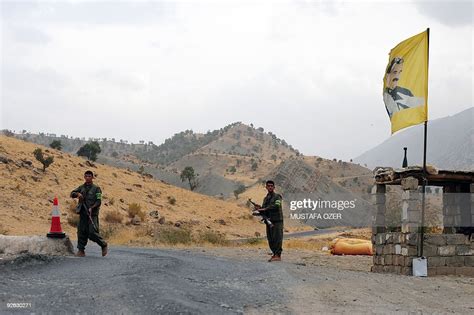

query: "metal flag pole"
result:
(419, 28), (430, 257)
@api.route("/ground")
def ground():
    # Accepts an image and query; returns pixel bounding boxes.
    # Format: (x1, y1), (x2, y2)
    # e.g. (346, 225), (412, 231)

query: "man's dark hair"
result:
(84, 170), (94, 176)
(386, 57), (404, 74)
(266, 180), (275, 186)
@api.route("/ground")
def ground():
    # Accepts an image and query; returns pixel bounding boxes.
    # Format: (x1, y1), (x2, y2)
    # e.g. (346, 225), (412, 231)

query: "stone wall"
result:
(371, 232), (474, 276)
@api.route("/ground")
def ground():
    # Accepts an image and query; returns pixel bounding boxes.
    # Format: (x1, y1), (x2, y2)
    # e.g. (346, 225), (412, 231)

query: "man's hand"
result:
(76, 192), (83, 201)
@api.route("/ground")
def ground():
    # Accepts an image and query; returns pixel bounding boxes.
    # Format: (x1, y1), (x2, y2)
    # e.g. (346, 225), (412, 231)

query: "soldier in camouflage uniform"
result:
(255, 180), (283, 262)
(70, 170), (108, 257)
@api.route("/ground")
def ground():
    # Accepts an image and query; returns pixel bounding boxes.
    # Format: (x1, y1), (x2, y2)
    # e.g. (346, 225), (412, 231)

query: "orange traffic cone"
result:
(47, 197), (66, 238)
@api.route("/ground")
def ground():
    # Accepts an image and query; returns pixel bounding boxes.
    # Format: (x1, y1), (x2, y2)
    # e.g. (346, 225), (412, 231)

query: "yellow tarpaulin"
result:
(383, 30), (429, 134)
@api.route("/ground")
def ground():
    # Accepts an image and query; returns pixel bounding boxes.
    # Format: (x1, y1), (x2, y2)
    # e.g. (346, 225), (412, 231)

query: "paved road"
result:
(0, 246), (293, 314)
(2, 245), (474, 314)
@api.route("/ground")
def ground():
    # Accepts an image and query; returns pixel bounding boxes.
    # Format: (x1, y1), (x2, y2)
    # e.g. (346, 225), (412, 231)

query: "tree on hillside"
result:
(233, 184), (246, 199)
(2, 129), (14, 137)
(33, 148), (54, 172)
(77, 141), (101, 161)
(49, 140), (62, 151)
(180, 166), (199, 191)
(251, 161), (258, 171)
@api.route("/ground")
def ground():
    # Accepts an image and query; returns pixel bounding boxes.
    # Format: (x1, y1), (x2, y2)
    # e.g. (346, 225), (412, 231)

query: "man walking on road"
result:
(254, 180), (284, 262)
(70, 170), (108, 257)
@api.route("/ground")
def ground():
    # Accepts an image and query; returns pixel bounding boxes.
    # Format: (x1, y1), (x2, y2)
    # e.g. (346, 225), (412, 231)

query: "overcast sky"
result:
(1, 0), (472, 160)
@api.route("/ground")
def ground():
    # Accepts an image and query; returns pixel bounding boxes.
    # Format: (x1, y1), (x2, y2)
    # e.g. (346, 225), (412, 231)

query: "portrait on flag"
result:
(383, 30), (429, 134)
(383, 57), (424, 118)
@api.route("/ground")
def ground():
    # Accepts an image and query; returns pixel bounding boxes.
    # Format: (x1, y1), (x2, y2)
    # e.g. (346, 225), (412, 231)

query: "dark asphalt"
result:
(0, 246), (294, 314)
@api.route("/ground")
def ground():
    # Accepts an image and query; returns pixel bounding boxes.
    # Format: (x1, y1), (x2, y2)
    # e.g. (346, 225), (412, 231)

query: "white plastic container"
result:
(412, 257), (428, 277)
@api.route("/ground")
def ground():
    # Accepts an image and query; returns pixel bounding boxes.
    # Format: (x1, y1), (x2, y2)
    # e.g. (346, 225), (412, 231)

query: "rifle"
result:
(77, 202), (98, 232)
(248, 198), (274, 228)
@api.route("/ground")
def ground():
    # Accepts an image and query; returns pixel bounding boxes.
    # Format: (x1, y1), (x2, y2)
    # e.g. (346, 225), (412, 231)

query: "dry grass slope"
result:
(0, 135), (307, 245)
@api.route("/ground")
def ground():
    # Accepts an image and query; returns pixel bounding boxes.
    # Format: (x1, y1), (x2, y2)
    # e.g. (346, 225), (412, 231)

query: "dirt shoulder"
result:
(185, 246), (474, 314)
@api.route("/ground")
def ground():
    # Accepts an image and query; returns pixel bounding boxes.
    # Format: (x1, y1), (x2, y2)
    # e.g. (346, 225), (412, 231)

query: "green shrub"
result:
(233, 184), (246, 199)
(33, 148), (54, 172)
(167, 196), (176, 205)
(77, 141), (101, 161)
(49, 140), (62, 150)
(197, 231), (228, 245)
(134, 226), (154, 237)
(155, 226), (192, 245)
(101, 225), (117, 240)
(251, 161), (258, 171)
(244, 237), (264, 245)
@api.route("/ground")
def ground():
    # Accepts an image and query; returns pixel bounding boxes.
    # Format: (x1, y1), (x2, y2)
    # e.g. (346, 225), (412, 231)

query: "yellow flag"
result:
(383, 30), (429, 134)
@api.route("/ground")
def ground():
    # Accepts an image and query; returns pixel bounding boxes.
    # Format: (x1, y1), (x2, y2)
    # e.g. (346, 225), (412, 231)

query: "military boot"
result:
(76, 250), (85, 257)
(101, 245), (108, 257)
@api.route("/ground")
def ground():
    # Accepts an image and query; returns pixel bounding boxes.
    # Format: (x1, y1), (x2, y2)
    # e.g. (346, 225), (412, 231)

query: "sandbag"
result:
(330, 238), (372, 255)
(332, 238), (368, 245)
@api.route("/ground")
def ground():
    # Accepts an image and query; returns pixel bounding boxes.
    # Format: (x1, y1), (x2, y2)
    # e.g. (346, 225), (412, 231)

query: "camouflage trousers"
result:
(266, 221), (283, 256)
(77, 213), (107, 251)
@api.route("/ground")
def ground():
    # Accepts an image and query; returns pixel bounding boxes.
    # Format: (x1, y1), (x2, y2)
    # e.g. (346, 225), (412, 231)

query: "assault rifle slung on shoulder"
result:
(248, 198), (274, 228)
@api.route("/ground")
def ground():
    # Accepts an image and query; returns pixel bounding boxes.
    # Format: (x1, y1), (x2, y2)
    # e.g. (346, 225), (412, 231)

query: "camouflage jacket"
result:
(70, 183), (102, 216)
(262, 192), (283, 222)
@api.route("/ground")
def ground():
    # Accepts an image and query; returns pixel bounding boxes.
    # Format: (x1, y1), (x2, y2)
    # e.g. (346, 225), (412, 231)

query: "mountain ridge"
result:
(354, 107), (473, 171)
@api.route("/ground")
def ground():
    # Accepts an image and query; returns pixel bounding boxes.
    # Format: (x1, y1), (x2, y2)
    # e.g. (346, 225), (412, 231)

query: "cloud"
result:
(413, 1), (473, 27)
(0, 1), (176, 26)
(1, 65), (69, 93)
(1, 1), (472, 160)
(92, 69), (146, 91)
(7, 26), (51, 45)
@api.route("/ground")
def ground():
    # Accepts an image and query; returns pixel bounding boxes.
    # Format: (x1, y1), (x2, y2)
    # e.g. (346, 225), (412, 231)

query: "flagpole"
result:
(419, 28), (430, 257)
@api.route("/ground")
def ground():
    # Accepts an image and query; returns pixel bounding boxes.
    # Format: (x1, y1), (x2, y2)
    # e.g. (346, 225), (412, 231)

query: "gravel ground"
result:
(189, 247), (474, 314)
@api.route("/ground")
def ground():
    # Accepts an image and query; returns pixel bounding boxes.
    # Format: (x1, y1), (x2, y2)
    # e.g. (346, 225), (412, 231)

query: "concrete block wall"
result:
(371, 232), (474, 276)
(471, 184), (474, 228)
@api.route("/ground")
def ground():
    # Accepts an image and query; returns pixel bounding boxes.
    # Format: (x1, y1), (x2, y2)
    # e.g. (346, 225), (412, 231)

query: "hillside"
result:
(260, 159), (373, 228)
(0, 135), (310, 244)
(166, 123), (374, 198)
(6, 122), (374, 202)
(194, 123), (298, 160)
(354, 107), (474, 171)
(237, 159), (373, 229)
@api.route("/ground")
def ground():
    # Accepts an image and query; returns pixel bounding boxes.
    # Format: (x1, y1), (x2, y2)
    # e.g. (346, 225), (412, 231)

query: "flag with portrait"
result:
(383, 30), (429, 134)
